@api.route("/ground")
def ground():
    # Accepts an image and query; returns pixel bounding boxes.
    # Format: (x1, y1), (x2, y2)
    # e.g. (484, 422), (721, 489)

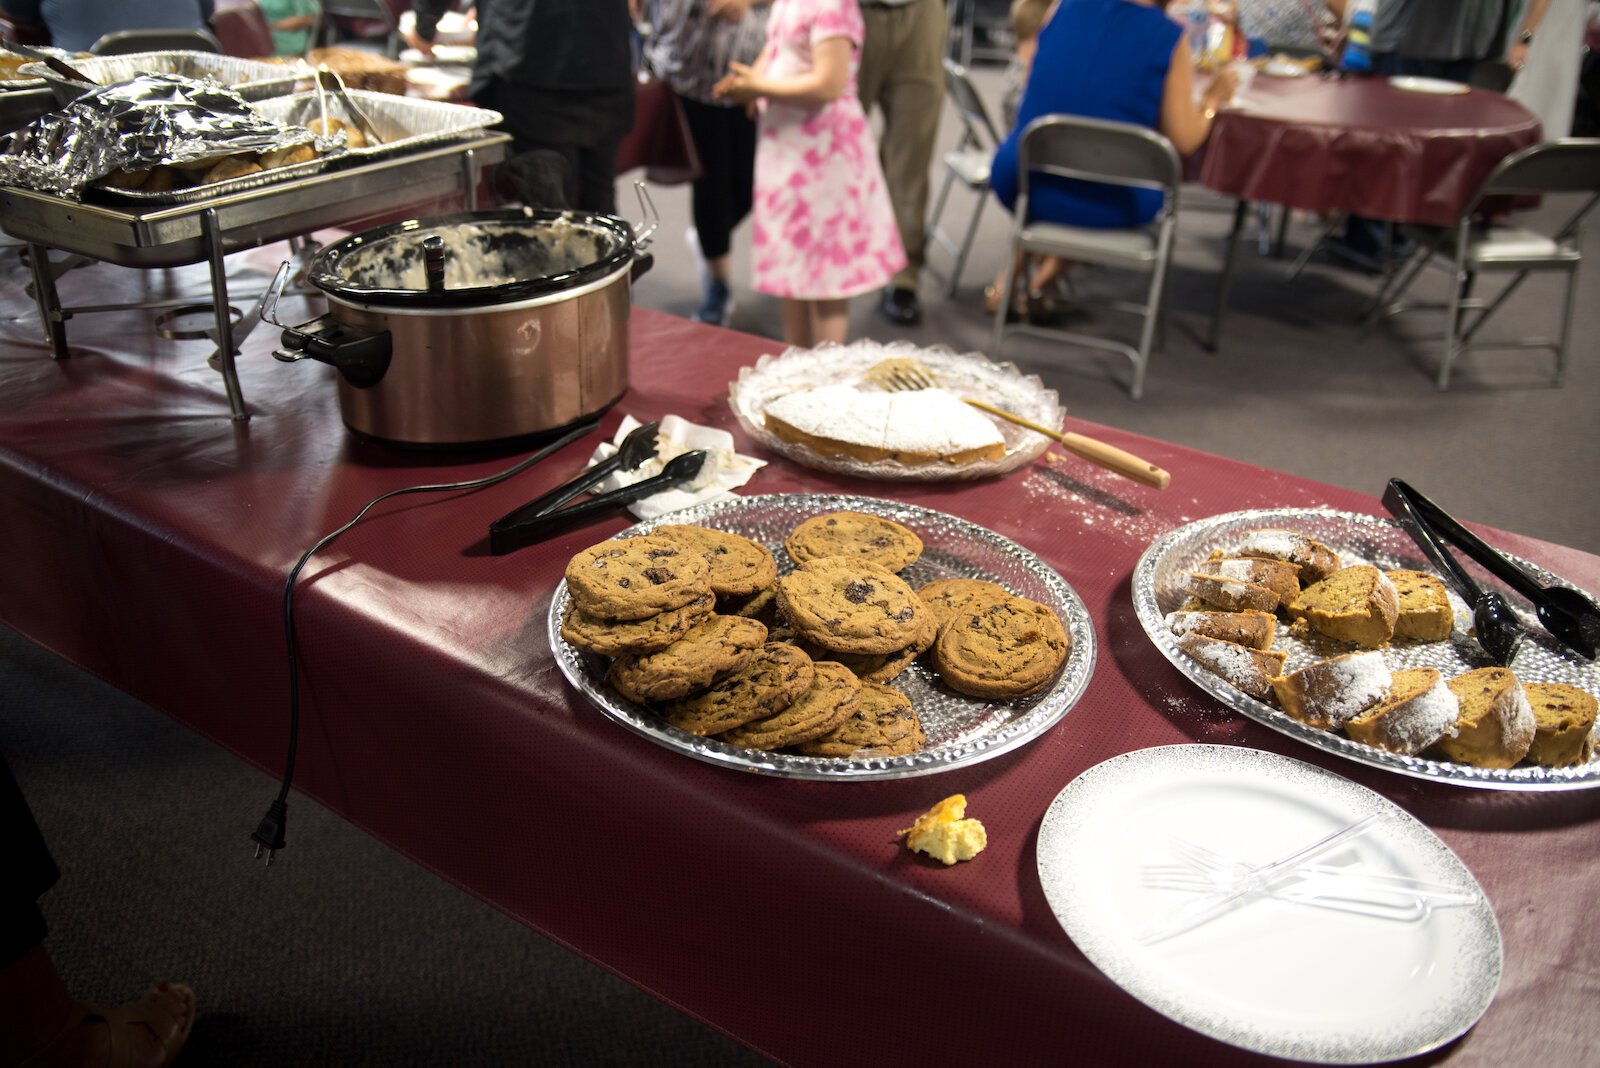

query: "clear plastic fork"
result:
(1164, 836), (1473, 899)
(1142, 865), (1475, 922)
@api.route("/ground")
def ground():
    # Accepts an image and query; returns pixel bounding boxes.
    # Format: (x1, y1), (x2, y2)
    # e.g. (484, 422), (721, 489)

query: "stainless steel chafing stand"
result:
(0, 131), (510, 420)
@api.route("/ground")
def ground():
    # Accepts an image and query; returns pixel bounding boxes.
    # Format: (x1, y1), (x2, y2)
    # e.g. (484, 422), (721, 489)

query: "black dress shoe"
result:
(879, 286), (921, 326)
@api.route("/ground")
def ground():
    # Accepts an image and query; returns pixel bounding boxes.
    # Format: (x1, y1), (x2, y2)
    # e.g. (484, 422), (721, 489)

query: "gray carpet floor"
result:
(3, 62), (1596, 1067)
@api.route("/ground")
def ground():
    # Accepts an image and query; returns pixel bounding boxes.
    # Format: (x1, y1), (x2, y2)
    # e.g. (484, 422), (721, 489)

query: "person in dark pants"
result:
(646, 0), (769, 325)
(0, 753), (195, 1066)
(408, 0), (641, 214)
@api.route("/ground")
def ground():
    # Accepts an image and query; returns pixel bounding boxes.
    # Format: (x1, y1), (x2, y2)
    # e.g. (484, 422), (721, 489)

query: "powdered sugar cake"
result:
(729, 340), (1063, 481)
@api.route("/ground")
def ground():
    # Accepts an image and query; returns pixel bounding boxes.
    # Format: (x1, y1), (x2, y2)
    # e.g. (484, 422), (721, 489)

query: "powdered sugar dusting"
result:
(1283, 652), (1393, 727)
(1361, 674), (1461, 754)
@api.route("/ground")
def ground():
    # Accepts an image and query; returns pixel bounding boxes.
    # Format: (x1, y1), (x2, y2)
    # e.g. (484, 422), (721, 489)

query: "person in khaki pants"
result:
(856, 0), (947, 326)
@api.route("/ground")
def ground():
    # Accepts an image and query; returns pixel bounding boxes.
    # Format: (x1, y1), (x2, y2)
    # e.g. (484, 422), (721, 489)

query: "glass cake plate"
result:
(1133, 508), (1600, 791)
(727, 339), (1064, 482)
(548, 493), (1095, 780)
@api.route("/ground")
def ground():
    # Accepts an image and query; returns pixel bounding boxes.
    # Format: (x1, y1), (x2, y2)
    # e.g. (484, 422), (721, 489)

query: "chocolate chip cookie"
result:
(565, 534), (712, 621)
(777, 559), (927, 655)
(932, 595), (1070, 699)
(783, 511), (923, 573)
(652, 524), (778, 597)
(916, 577), (1012, 631)
(796, 603), (937, 683)
(659, 642), (815, 736)
(718, 660), (863, 751)
(560, 592), (716, 656)
(607, 614), (768, 704)
(797, 682), (927, 757)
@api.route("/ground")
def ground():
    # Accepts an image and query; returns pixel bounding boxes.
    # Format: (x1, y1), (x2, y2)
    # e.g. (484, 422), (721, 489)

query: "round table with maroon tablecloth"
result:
(1196, 71), (1541, 349)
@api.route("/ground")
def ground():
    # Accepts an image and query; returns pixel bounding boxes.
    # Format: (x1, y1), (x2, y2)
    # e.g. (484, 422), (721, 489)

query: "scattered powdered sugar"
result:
(763, 384), (1004, 458)
(1503, 686), (1537, 751)
(1236, 529), (1303, 559)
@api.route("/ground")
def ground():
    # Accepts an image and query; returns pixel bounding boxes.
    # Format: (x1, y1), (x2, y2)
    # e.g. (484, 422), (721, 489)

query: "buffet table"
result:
(1, 249), (1597, 1066)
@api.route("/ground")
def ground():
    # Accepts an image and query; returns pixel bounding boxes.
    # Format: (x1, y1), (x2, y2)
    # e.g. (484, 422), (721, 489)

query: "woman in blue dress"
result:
(987, 0), (1238, 316)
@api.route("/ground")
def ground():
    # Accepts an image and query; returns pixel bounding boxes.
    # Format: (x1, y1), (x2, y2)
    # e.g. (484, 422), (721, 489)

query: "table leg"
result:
(460, 147), (479, 212)
(1205, 198), (1249, 353)
(201, 209), (249, 422)
(24, 243), (70, 360)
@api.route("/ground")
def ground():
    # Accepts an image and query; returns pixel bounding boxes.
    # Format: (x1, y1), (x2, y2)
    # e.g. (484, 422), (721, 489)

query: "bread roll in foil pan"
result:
(0, 73), (342, 201)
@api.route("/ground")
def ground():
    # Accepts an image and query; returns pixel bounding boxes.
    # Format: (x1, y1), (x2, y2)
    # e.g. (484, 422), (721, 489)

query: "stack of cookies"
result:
(560, 508), (1074, 761)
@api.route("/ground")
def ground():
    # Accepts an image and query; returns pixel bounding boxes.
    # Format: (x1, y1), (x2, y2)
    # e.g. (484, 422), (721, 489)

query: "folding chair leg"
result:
(925, 169), (956, 250)
(1362, 243), (1430, 328)
(1554, 268), (1578, 387)
(1460, 269), (1529, 344)
(1437, 268), (1468, 390)
(949, 195), (986, 297)
(991, 251), (1018, 357)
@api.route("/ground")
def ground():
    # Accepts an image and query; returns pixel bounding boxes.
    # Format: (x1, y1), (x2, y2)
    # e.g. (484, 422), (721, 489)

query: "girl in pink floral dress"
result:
(713, 0), (905, 346)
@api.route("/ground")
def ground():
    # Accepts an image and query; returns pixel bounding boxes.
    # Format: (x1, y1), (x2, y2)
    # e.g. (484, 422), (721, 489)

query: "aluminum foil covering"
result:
(547, 493), (1096, 781)
(0, 73), (329, 200)
(22, 50), (301, 103)
(1132, 507), (1600, 791)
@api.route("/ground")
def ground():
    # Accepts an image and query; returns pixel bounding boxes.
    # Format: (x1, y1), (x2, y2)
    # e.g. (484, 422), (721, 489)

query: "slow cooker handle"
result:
(272, 313), (393, 389)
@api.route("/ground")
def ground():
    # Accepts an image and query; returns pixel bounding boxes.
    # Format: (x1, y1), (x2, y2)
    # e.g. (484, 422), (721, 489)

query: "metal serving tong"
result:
(488, 421), (707, 554)
(1384, 479), (1600, 663)
(313, 65), (382, 147)
(2, 41), (94, 84)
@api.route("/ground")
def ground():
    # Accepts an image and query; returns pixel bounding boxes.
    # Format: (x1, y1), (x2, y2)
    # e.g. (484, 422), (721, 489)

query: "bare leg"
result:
(0, 944), (194, 1067)
(780, 298), (814, 347)
(811, 298), (850, 345)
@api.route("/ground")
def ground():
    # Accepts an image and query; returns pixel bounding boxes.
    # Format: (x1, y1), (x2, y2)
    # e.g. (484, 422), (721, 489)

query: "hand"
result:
(709, 0), (752, 20)
(1508, 41), (1529, 71)
(1204, 66), (1240, 112)
(713, 61), (761, 104)
(403, 28), (435, 58)
(629, 0), (645, 21)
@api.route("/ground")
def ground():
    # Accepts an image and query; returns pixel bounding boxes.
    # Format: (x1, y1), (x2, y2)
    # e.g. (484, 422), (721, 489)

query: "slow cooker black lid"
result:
(306, 206), (638, 309)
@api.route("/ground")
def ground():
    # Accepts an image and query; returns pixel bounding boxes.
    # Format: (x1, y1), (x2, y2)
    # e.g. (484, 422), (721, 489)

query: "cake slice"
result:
(1345, 667), (1460, 754)
(1271, 651), (1392, 730)
(1196, 555), (1301, 610)
(1166, 609), (1277, 651)
(1233, 528), (1341, 583)
(1434, 667), (1535, 769)
(1285, 565), (1399, 648)
(1521, 682), (1598, 767)
(1176, 633), (1287, 702)
(1385, 569), (1454, 642)
(1176, 570), (1279, 614)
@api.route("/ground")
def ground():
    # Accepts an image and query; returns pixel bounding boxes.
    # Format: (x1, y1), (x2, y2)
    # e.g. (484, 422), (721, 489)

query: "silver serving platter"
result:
(548, 493), (1096, 780)
(728, 340), (1063, 482)
(1133, 508), (1600, 790)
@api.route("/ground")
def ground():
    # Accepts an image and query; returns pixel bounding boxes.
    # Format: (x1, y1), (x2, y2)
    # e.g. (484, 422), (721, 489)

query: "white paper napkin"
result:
(588, 414), (766, 520)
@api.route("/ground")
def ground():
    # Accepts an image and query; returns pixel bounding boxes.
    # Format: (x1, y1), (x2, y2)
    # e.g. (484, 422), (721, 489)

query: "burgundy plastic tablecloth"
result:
(1, 251), (1597, 1066)
(1200, 74), (1542, 227)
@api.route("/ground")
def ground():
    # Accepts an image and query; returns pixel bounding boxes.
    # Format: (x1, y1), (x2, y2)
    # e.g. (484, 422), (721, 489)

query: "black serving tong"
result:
(1384, 479), (1599, 661)
(488, 421), (708, 553)
(1382, 480), (1527, 666)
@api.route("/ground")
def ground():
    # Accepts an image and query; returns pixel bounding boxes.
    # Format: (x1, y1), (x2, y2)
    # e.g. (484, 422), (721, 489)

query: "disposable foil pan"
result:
(252, 91), (503, 159)
(23, 51), (300, 104)
(86, 150), (337, 205)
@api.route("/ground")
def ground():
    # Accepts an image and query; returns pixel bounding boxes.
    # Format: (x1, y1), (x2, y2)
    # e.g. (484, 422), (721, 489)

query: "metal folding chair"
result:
(925, 59), (1000, 297)
(90, 28), (223, 54)
(1364, 138), (1600, 389)
(992, 114), (1181, 400)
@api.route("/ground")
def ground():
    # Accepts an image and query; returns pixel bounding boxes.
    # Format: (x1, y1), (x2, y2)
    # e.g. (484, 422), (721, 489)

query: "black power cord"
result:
(251, 419), (599, 865)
